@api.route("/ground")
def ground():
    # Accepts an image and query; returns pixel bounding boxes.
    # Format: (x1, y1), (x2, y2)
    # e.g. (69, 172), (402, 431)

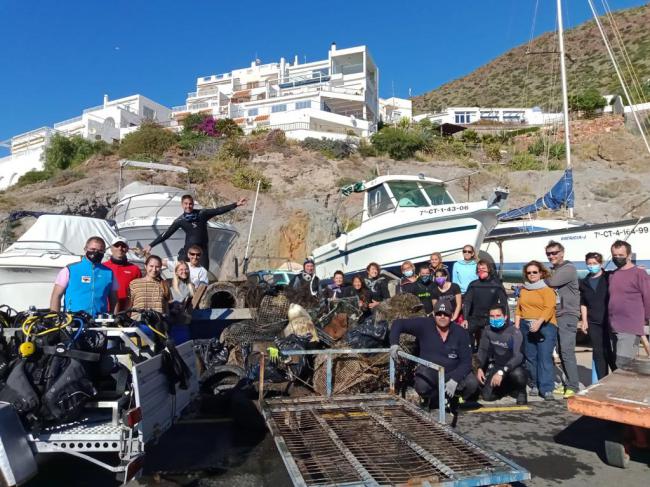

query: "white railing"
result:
(53, 115), (83, 128)
(332, 63), (363, 76)
(172, 105), (187, 112)
(11, 126), (58, 143)
(188, 102), (209, 110)
(82, 104), (103, 114)
(187, 91), (197, 98)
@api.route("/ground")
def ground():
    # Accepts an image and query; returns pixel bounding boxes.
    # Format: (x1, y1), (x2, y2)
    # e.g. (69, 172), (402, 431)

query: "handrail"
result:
(260, 347), (446, 424)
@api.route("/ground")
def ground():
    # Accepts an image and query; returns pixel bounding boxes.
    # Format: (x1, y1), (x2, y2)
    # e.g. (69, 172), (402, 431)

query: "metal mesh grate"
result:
(266, 397), (519, 486)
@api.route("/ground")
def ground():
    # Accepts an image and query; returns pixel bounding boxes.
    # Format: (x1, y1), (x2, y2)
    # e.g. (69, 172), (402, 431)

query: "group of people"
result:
(323, 240), (649, 408)
(49, 194), (247, 340)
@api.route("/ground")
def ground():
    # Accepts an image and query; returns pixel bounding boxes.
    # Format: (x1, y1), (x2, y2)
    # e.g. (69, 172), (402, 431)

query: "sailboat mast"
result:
(556, 0), (574, 218)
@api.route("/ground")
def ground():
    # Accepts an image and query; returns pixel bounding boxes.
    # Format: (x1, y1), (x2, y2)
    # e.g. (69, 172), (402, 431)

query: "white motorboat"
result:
(109, 181), (239, 277)
(482, 216), (650, 279)
(0, 214), (120, 310)
(313, 174), (508, 278)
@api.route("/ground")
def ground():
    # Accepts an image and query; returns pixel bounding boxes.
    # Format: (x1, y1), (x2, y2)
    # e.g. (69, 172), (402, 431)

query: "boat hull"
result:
(314, 206), (499, 278)
(481, 217), (650, 280)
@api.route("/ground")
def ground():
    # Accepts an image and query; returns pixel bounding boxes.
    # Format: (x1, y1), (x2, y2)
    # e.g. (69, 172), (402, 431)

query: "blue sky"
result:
(0, 0), (647, 150)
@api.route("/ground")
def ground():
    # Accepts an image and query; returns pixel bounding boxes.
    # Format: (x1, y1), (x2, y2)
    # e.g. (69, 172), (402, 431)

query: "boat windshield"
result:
(421, 183), (454, 205)
(387, 181), (429, 207)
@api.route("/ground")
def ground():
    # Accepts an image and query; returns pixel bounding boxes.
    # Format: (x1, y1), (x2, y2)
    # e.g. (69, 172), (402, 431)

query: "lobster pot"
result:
(256, 293), (290, 325)
(312, 352), (388, 396)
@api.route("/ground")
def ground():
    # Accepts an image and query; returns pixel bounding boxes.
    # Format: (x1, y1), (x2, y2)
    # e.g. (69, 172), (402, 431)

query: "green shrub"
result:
(43, 134), (112, 172)
(118, 122), (178, 160)
(370, 128), (424, 160)
(484, 143), (503, 162)
(182, 113), (207, 131)
(422, 137), (469, 159)
(266, 129), (286, 146)
(528, 138), (565, 160)
(231, 165), (271, 191)
(218, 138), (250, 161)
(215, 118), (244, 137)
(357, 138), (377, 158)
(527, 138), (545, 156)
(549, 142), (565, 160)
(15, 170), (51, 187)
(300, 137), (354, 159)
(460, 129), (480, 144)
(188, 166), (210, 184)
(510, 152), (541, 170)
(569, 88), (606, 117)
(178, 130), (210, 151)
(251, 126), (270, 136)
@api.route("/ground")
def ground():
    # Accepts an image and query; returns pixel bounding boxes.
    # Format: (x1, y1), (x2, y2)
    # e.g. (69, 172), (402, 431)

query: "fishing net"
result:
(312, 349), (388, 395)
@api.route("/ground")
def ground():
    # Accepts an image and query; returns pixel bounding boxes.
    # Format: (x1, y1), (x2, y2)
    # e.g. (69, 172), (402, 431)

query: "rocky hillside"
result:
(1, 117), (649, 279)
(412, 3), (650, 112)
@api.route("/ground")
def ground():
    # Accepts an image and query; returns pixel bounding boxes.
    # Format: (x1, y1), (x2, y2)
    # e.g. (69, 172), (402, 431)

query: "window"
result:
(143, 106), (155, 120)
(272, 104), (287, 113)
(312, 68), (329, 78)
(387, 181), (429, 207)
(503, 111), (524, 122)
(480, 111), (499, 121)
(296, 100), (311, 110)
(454, 111), (472, 124)
(248, 108), (259, 116)
(367, 184), (394, 217)
(421, 183), (454, 206)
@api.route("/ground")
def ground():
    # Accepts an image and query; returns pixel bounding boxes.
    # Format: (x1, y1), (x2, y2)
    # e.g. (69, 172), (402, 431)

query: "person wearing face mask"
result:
(544, 240), (580, 398)
(476, 305), (527, 405)
(462, 260), (508, 352)
(289, 258), (321, 297)
(50, 236), (118, 316)
(401, 266), (436, 314)
(431, 269), (462, 322)
(103, 236), (142, 312)
(579, 252), (614, 379)
(397, 260), (419, 295)
(452, 245), (478, 294)
(607, 240), (650, 368)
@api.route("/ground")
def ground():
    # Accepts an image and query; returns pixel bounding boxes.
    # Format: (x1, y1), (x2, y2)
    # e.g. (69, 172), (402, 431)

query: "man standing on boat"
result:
(143, 194), (247, 270)
(607, 240), (650, 368)
(544, 240), (580, 398)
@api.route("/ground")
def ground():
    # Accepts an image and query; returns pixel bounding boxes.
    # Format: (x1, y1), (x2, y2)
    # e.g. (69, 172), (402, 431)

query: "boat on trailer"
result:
(313, 174), (508, 278)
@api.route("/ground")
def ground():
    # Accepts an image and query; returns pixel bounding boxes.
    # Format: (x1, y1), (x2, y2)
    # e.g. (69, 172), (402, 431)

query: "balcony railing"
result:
(53, 115), (83, 128)
(332, 63), (364, 76)
(172, 105), (187, 112)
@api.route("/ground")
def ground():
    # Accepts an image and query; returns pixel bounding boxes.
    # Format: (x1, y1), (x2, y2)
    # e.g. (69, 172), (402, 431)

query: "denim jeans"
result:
(520, 320), (557, 395)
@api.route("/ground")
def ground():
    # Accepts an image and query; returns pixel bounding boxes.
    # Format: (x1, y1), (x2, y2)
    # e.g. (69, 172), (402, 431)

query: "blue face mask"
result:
(587, 264), (601, 274)
(489, 317), (506, 329)
(403, 270), (414, 278)
(420, 275), (431, 283)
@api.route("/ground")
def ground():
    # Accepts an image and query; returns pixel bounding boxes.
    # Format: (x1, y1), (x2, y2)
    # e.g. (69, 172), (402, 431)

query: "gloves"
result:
(389, 344), (402, 362)
(444, 379), (458, 398)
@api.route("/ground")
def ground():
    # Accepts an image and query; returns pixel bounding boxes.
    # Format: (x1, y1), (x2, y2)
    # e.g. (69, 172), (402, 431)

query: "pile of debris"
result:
(196, 288), (425, 397)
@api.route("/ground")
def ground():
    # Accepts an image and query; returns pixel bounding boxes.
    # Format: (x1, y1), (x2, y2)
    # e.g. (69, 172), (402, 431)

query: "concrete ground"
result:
(25, 346), (649, 487)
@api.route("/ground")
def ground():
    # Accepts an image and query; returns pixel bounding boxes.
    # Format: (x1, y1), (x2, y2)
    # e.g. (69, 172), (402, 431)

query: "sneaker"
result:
(563, 389), (576, 399)
(529, 386), (539, 397)
(516, 392), (528, 405)
(542, 392), (556, 401)
(553, 384), (565, 395)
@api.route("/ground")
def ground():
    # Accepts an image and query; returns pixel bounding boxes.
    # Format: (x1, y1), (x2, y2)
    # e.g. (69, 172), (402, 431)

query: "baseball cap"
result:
(433, 301), (452, 316)
(111, 236), (129, 247)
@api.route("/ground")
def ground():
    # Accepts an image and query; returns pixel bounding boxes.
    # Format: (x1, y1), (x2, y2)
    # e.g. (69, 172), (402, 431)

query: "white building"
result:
(379, 97), (413, 124)
(171, 43), (379, 140)
(0, 94), (171, 189)
(413, 106), (564, 126)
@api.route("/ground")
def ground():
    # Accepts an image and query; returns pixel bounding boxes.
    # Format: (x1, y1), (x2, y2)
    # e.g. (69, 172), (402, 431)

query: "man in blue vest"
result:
(50, 236), (118, 316)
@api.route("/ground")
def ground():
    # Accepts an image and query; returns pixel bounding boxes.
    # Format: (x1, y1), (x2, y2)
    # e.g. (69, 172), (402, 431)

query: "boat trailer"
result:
(259, 349), (531, 486)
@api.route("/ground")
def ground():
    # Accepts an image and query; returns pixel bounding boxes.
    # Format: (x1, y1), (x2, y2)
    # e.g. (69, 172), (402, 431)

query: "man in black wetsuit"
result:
(476, 305), (527, 405)
(288, 258), (321, 297)
(390, 301), (478, 409)
(143, 194), (246, 269)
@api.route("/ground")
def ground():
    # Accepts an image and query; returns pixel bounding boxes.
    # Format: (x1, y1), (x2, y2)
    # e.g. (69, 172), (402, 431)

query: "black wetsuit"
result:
(476, 322), (526, 401)
(399, 279), (435, 314)
(148, 203), (237, 269)
(363, 274), (390, 303)
(462, 274), (509, 335)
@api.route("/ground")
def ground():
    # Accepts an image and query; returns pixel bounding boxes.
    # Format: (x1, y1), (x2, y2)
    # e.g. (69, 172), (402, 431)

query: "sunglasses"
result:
(546, 250), (560, 257)
(526, 270), (539, 275)
(113, 243), (128, 249)
(435, 312), (451, 317)
(462, 250), (474, 254)
(188, 252), (201, 257)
